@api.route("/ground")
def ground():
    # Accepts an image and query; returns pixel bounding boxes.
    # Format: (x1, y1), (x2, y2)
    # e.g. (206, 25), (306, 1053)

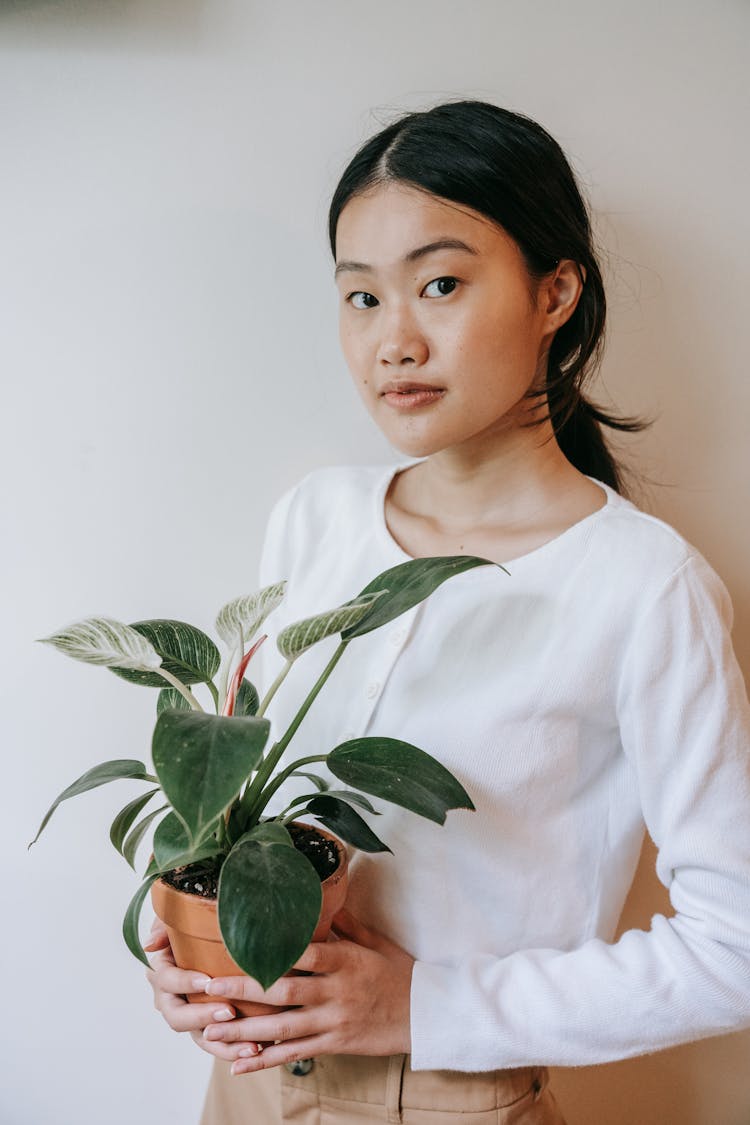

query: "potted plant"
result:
(29, 554), (502, 1015)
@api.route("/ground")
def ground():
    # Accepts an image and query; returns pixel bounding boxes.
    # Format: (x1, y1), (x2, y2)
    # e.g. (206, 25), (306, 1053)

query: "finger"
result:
(203, 1007), (324, 1046)
(144, 919), (170, 952)
(146, 943), (177, 972)
(189, 1029), (263, 1061)
(230, 1035), (331, 1076)
(147, 958), (214, 998)
(158, 990), (238, 1033)
(144, 931), (170, 952)
(329, 907), (386, 950)
(289, 940), (343, 975)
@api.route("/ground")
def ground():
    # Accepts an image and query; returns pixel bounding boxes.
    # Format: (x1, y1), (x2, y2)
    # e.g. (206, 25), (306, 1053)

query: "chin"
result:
(382, 431), (447, 458)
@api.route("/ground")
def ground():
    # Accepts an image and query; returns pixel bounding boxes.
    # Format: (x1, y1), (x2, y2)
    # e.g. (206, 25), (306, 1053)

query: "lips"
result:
(380, 380), (444, 395)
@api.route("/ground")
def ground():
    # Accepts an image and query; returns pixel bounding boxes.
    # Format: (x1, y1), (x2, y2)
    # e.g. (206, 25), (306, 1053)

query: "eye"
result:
(346, 291), (378, 310)
(423, 276), (459, 298)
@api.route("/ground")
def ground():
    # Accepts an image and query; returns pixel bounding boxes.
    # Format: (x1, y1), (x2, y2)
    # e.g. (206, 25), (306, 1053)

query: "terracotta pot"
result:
(150, 822), (349, 1018)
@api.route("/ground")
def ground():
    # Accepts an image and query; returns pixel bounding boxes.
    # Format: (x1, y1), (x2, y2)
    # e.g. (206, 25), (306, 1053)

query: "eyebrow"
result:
(334, 238), (479, 279)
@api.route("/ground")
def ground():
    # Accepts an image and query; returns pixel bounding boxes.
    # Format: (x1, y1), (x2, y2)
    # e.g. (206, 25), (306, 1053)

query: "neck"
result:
(403, 420), (586, 533)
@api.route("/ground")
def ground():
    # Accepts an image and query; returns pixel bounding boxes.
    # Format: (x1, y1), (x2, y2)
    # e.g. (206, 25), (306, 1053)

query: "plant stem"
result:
(280, 809), (305, 827)
(257, 658), (294, 717)
(239, 640), (349, 829)
(154, 668), (203, 711)
(216, 653), (230, 713)
(254, 753), (329, 817)
(205, 679), (220, 712)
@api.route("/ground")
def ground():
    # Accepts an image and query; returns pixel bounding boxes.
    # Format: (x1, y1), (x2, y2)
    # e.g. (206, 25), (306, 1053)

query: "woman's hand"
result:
(198, 907), (415, 1077)
(143, 920), (263, 1063)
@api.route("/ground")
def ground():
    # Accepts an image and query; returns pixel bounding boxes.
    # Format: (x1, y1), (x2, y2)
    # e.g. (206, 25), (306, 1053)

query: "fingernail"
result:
(237, 1045), (260, 1057)
(212, 1007), (234, 1021)
(191, 975), (212, 990)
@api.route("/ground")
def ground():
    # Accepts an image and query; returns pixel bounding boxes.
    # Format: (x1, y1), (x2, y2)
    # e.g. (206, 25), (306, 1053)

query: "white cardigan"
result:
(252, 458), (750, 1072)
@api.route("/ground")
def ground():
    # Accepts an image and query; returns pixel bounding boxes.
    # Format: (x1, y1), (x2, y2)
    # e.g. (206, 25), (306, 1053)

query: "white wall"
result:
(4, 2), (749, 1122)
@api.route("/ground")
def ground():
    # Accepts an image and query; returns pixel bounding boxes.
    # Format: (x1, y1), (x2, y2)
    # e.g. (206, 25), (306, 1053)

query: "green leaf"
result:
(152, 710), (270, 848)
(215, 582), (287, 649)
(217, 827), (322, 989)
(235, 679), (259, 717)
(156, 687), (192, 715)
(246, 820), (295, 846)
(276, 590), (387, 659)
(341, 556), (504, 639)
(37, 617), (161, 670)
(327, 737), (475, 825)
(28, 759), (153, 849)
(291, 789), (378, 815)
(305, 794), (390, 853)
(123, 804), (170, 869)
(152, 810), (224, 873)
(123, 873), (161, 967)
(110, 788), (161, 855)
(109, 619), (220, 688)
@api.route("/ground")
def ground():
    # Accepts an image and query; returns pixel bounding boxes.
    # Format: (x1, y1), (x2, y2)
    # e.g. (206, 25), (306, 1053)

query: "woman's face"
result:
(334, 181), (580, 459)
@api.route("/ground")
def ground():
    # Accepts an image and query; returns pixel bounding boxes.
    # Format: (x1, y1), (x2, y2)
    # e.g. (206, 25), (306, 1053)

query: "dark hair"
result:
(328, 99), (648, 494)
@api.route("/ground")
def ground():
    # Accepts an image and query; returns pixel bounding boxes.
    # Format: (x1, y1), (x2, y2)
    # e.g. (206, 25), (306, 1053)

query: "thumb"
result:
(144, 918), (170, 952)
(330, 907), (389, 951)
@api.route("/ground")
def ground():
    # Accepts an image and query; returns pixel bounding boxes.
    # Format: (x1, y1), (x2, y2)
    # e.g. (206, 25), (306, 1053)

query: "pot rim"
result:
(151, 818), (348, 899)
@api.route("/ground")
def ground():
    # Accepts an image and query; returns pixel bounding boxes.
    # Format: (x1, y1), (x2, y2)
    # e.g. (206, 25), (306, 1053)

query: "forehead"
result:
(335, 181), (509, 264)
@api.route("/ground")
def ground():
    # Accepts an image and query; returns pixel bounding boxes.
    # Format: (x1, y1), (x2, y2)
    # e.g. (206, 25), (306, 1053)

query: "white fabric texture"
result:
(250, 457), (750, 1072)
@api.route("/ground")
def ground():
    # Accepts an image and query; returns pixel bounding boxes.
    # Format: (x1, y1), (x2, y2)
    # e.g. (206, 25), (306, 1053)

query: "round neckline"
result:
(373, 457), (616, 570)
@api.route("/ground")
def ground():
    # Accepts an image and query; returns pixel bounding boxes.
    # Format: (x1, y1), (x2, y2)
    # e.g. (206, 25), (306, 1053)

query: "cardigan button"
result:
(284, 1058), (315, 1076)
(366, 681), (380, 698)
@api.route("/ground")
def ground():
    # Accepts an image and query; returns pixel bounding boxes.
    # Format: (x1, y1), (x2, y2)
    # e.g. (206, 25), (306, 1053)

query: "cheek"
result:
(339, 322), (369, 376)
(457, 304), (537, 370)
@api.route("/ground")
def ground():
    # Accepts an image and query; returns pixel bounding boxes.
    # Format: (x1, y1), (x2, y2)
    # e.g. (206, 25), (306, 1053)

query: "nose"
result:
(376, 306), (429, 367)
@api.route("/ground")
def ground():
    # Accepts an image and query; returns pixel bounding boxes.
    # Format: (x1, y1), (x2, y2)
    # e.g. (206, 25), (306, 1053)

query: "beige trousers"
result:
(199, 1052), (568, 1123)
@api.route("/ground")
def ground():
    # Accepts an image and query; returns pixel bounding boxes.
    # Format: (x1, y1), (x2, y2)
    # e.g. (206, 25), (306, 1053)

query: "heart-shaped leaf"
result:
(152, 810), (224, 872)
(110, 788), (162, 856)
(277, 590), (387, 659)
(123, 873), (161, 966)
(327, 737), (475, 824)
(37, 617), (161, 670)
(152, 711), (270, 847)
(305, 794), (390, 853)
(110, 620), (220, 688)
(217, 826), (322, 989)
(342, 556), (504, 639)
(28, 759), (153, 849)
(234, 679), (260, 717)
(215, 582), (287, 649)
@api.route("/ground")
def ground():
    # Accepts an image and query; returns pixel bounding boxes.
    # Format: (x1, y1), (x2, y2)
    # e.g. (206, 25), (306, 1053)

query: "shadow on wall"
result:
(0, 0), (230, 48)
(549, 835), (750, 1125)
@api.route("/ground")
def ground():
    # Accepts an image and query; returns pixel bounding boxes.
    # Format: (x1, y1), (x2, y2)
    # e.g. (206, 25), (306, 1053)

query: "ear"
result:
(541, 259), (585, 331)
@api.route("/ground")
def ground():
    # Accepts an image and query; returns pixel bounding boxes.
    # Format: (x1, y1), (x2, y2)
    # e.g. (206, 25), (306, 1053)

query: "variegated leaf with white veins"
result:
(276, 590), (387, 659)
(37, 617), (161, 670)
(215, 581), (287, 649)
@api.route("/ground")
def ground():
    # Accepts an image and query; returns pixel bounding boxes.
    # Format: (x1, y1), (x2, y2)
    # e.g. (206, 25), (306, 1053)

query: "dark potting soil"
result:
(160, 822), (339, 898)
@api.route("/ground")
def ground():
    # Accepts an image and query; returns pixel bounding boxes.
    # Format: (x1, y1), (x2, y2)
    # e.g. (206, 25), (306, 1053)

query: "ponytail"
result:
(532, 255), (648, 494)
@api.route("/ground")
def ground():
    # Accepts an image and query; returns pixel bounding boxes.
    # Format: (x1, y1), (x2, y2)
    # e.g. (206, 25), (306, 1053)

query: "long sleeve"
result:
(409, 552), (750, 1070)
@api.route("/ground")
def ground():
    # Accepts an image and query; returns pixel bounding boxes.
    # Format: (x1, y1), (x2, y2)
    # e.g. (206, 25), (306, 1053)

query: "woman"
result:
(145, 100), (750, 1123)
